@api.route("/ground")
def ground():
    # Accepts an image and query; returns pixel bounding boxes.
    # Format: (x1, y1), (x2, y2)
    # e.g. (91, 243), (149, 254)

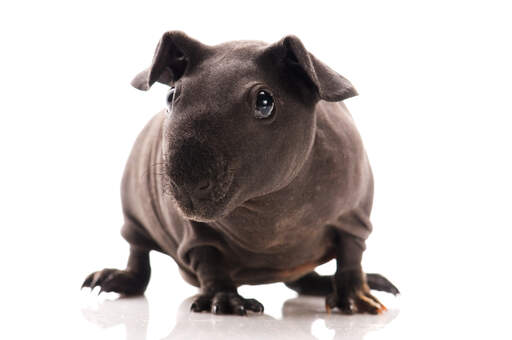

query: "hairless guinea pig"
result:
(82, 31), (399, 315)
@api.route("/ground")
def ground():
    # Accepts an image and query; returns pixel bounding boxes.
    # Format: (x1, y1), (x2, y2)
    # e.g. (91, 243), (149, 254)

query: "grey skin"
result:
(82, 31), (399, 315)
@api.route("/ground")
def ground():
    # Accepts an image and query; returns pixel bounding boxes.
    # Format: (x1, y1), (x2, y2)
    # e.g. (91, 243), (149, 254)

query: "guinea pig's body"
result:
(83, 31), (398, 315)
(121, 101), (371, 286)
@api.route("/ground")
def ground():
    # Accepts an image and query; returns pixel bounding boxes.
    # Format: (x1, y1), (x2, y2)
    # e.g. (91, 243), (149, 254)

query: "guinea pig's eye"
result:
(254, 90), (275, 119)
(166, 87), (176, 113)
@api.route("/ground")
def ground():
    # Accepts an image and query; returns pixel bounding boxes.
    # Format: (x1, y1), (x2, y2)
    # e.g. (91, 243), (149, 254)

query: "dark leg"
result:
(285, 271), (399, 296)
(325, 231), (386, 314)
(285, 272), (332, 296)
(188, 246), (264, 315)
(82, 246), (151, 296)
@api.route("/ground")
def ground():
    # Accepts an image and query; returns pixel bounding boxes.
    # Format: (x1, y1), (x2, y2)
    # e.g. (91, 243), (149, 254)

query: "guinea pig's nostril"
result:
(194, 179), (212, 199)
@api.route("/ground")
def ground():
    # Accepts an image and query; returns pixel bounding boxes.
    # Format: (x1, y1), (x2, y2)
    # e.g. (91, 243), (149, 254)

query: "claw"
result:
(81, 274), (93, 289)
(378, 304), (388, 314)
(359, 294), (380, 310)
(253, 303), (264, 313)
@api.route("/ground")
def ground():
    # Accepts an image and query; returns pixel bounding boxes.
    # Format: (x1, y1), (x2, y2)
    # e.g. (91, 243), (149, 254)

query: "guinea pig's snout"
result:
(193, 178), (213, 199)
(165, 138), (231, 205)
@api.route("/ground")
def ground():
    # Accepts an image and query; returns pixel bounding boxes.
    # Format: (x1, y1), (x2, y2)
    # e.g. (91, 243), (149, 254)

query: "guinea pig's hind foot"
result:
(285, 271), (400, 296)
(325, 290), (387, 315)
(190, 291), (264, 316)
(325, 269), (387, 315)
(81, 268), (149, 296)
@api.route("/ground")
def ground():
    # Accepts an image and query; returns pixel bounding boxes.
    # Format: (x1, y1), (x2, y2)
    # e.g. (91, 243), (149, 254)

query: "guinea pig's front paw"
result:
(82, 268), (148, 296)
(190, 291), (264, 315)
(325, 269), (387, 315)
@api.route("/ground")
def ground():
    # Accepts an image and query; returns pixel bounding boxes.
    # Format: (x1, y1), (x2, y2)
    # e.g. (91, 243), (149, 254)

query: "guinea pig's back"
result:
(313, 101), (374, 240)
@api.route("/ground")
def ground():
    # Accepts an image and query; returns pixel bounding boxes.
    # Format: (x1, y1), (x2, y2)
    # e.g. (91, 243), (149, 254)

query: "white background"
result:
(1, 1), (511, 339)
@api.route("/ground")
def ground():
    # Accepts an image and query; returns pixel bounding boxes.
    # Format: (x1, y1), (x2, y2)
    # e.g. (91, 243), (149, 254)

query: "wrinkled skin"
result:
(82, 31), (399, 315)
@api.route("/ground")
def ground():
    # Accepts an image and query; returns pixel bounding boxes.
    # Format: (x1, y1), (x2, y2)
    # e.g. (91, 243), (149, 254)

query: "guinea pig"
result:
(82, 31), (399, 315)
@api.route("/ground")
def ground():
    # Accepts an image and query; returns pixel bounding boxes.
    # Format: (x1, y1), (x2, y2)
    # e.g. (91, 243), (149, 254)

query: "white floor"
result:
(80, 293), (399, 340)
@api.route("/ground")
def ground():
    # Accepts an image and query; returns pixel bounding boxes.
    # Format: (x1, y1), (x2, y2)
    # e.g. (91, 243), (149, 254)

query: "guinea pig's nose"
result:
(194, 179), (213, 199)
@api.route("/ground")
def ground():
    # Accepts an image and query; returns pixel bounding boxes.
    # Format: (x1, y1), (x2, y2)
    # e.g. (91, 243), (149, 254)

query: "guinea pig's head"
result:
(132, 31), (357, 222)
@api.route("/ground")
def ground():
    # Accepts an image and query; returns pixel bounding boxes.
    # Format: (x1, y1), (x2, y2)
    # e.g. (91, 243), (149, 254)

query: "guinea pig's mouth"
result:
(167, 172), (236, 222)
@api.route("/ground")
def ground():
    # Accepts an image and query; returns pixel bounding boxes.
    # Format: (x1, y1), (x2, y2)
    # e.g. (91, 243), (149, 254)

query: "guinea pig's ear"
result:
(131, 31), (209, 91)
(264, 35), (357, 102)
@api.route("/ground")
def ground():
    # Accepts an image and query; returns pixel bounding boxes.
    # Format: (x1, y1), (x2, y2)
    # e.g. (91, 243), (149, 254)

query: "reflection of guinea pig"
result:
(83, 31), (399, 315)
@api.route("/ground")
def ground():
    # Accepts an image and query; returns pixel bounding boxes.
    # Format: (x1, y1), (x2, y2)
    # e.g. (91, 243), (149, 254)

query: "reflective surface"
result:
(81, 293), (399, 340)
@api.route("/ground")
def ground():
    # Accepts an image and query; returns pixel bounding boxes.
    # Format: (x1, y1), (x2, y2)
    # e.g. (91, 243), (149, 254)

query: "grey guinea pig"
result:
(82, 31), (399, 315)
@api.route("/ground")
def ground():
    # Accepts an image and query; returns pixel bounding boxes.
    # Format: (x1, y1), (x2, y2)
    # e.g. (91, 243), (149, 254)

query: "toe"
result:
(90, 269), (115, 288)
(325, 293), (355, 314)
(227, 294), (246, 315)
(211, 303), (228, 314)
(190, 295), (212, 312)
(340, 297), (356, 314)
(356, 293), (384, 314)
(211, 293), (230, 314)
(81, 272), (94, 288)
(244, 298), (264, 313)
(98, 272), (125, 293)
